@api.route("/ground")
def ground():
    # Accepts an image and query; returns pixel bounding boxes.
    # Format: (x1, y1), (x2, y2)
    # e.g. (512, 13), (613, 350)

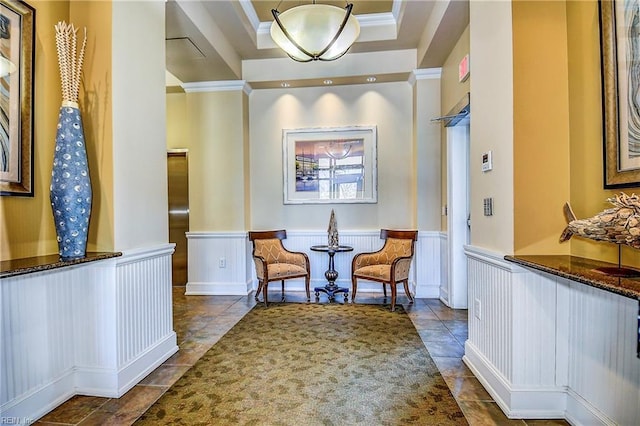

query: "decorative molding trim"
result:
(237, 0), (260, 31)
(117, 243), (175, 265)
(392, 0), (404, 20)
(409, 68), (442, 85)
(186, 231), (248, 239)
(182, 80), (249, 93)
(464, 245), (522, 272)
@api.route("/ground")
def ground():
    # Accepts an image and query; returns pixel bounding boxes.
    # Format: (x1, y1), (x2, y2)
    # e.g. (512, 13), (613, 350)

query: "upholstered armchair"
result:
(351, 229), (418, 312)
(248, 230), (311, 307)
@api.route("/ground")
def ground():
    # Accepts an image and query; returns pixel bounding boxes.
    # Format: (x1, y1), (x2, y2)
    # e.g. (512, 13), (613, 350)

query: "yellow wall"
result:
(0, 0), (114, 260)
(0, 1), (64, 259)
(467, 0), (638, 266)
(242, 91), (251, 229)
(70, 0), (114, 252)
(248, 83), (418, 231)
(185, 90), (247, 231)
(512, 0), (571, 255)
(414, 75), (443, 231)
(167, 90), (187, 150)
(441, 26), (471, 119)
(566, 0), (640, 267)
(468, 0), (515, 253)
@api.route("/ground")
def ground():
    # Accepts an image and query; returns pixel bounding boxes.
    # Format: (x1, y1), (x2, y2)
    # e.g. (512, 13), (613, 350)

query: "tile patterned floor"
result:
(35, 288), (570, 426)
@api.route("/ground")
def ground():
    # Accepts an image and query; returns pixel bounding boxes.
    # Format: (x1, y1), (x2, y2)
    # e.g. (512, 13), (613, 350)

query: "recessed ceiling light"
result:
(323, 79), (333, 85)
(366, 76), (377, 82)
(281, 82), (290, 88)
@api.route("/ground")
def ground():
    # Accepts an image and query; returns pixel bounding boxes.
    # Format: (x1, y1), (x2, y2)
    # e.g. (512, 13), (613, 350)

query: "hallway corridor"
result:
(36, 289), (569, 425)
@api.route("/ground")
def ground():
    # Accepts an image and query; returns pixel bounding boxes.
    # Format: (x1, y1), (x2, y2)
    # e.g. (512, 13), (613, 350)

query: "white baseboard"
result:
(114, 333), (178, 397)
(565, 389), (616, 426)
(3, 334), (178, 422)
(464, 342), (567, 419)
(0, 372), (76, 423)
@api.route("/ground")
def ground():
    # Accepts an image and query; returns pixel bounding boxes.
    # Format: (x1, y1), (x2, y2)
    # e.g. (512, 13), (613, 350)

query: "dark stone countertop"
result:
(504, 255), (640, 300)
(1, 252), (123, 279)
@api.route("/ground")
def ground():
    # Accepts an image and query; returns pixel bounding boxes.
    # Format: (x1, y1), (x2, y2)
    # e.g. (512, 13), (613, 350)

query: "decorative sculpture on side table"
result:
(311, 209), (353, 302)
(328, 209), (339, 248)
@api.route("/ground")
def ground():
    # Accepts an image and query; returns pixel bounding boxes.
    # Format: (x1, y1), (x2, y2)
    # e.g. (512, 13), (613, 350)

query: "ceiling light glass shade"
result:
(271, 3), (360, 62)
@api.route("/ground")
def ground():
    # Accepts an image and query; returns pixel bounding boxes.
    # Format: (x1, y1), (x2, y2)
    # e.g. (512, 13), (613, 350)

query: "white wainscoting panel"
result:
(414, 231), (442, 298)
(463, 245), (639, 424)
(1, 266), (85, 422)
(186, 230), (442, 300)
(511, 267), (561, 387)
(563, 279), (639, 426)
(112, 245), (178, 396)
(186, 232), (251, 295)
(0, 244), (178, 422)
(464, 245), (516, 414)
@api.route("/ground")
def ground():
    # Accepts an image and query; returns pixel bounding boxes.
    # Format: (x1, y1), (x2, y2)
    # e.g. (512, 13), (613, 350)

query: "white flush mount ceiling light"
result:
(270, 1), (360, 62)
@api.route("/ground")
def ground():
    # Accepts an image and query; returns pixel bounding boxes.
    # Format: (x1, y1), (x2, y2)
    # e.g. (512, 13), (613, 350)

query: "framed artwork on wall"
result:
(282, 126), (377, 204)
(0, 0), (34, 196)
(600, 0), (640, 188)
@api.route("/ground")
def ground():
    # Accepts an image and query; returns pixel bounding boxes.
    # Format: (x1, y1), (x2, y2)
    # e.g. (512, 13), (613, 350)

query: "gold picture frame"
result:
(0, 0), (34, 196)
(600, 0), (640, 188)
(282, 126), (377, 204)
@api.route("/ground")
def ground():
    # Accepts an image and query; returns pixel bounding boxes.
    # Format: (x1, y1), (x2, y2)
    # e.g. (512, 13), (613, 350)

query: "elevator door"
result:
(167, 151), (189, 286)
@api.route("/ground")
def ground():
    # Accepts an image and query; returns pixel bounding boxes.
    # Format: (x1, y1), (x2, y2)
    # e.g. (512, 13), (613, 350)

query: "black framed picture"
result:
(600, 0), (640, 188)
(0, 0), (34, 196)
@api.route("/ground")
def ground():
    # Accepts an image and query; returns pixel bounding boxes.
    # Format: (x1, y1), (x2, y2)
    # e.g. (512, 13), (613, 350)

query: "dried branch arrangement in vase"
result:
(54, 21), (86, 105)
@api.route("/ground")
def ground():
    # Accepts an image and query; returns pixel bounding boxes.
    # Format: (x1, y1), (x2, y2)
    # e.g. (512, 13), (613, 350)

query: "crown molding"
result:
(256, 11), (399, 49)
(408, 68), (442, 85)
(182, 80), (251, 94)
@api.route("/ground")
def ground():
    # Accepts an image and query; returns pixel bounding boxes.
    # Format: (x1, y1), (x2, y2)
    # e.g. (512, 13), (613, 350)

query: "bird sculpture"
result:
(560, 193), (640, 249)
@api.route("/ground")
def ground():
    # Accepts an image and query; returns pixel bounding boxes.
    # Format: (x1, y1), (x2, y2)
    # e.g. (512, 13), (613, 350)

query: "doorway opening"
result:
(441, 94), (470, 309)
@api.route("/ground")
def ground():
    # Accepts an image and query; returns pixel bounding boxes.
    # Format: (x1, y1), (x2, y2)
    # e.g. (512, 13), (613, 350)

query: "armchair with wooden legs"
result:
(248, 230), (311, 307)
(351, 229), (418, 312)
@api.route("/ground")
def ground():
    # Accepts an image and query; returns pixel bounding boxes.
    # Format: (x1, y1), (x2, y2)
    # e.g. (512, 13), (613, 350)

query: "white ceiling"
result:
(165, 0), (469, 88)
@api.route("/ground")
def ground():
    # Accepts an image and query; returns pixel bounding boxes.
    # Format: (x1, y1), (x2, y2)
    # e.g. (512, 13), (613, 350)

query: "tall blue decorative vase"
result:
(50, 102), (92, 260)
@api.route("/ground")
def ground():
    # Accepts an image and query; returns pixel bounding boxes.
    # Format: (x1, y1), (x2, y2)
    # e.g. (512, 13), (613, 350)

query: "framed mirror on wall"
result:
(0, 0), (34, 197)
(600, 0), (640, 188)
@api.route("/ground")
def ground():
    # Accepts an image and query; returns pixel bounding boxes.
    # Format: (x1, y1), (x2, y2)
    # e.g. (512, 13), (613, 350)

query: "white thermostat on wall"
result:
(482, 151), (493, 172)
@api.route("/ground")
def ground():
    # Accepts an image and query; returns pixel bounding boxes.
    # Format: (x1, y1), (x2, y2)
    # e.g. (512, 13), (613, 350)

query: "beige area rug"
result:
(135, 303), (467, 425)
